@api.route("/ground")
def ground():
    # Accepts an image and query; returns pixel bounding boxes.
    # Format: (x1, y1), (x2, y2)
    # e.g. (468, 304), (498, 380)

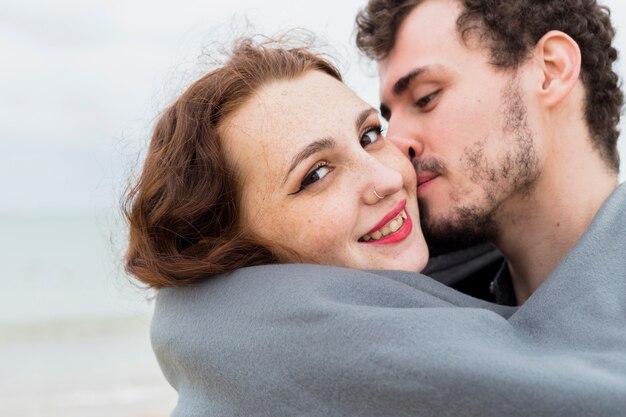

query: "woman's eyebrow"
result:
(284, 137), (336, 183)
(355, 107), (378, 132)
(282, 108), (377, 185)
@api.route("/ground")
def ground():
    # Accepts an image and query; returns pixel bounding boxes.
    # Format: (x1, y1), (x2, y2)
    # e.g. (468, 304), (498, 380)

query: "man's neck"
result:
(494, 144), (618, 305)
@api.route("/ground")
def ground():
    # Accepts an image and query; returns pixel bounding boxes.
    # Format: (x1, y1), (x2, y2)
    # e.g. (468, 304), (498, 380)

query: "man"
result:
(355, 0), (624, 305)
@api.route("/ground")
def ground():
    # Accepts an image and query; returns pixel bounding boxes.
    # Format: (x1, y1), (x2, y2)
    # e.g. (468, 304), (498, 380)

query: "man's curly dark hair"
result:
(355, 0), (623, 171)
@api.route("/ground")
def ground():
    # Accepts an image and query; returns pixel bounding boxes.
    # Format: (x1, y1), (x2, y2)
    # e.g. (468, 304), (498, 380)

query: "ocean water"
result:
(0, 211), (176, 416)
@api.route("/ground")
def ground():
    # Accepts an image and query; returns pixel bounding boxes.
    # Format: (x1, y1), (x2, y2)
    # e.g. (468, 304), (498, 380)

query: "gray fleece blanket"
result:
(151, 183), (626, 417)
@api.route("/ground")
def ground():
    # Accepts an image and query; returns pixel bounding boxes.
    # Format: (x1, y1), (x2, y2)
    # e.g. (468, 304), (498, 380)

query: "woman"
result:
(124, 37), (428, 286)
(124, 38), (626, 417)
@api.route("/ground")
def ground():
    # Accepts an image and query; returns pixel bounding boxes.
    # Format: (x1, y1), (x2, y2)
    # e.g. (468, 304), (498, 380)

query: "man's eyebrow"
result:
(380, 65), (448, 120)
(284, 137), (336, 183)
(393, 67), (429, 96)
(380, 67), (428, 121)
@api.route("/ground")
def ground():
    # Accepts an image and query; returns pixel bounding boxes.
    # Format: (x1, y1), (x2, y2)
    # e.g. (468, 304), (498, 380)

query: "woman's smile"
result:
(359, 199), (413, 244)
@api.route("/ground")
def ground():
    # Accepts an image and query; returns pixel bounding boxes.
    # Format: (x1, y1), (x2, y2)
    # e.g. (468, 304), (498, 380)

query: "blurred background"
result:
(1, 0), (625, 416)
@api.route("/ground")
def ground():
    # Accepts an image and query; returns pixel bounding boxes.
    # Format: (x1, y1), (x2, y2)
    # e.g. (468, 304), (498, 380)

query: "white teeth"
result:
(359, 209), (407, 242)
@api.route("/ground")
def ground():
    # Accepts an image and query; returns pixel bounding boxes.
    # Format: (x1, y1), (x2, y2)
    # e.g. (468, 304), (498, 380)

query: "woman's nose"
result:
(361, 158), (404, 205)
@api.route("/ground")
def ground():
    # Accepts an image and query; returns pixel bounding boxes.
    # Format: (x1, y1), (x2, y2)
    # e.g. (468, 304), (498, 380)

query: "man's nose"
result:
(386, 118), (425, 162)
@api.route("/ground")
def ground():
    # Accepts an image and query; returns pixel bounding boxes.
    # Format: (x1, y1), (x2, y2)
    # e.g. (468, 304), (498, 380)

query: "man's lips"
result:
(416, 172), (439, 190)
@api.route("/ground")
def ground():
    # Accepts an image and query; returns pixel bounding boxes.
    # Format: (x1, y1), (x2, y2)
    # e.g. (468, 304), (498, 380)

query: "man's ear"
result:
(534, 30), (581, 107)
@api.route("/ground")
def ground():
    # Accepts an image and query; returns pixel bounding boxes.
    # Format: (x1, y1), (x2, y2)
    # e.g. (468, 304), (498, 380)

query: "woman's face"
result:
(220, 70), (429, 272)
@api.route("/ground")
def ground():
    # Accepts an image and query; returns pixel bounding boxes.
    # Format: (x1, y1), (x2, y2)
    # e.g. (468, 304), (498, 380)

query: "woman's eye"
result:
(415, 90), (439, 109)
(289, 162), (331, 195)
(360, 126), (383, 147)
(303, 164), (330, 187)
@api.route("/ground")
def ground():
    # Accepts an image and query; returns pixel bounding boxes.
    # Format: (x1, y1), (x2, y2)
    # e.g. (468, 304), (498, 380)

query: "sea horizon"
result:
(0, 209), (176, 417)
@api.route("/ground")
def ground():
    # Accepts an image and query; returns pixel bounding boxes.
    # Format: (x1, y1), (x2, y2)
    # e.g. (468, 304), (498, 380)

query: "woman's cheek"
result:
(391, 151), (417, 189)
(304, 218), (344, 262)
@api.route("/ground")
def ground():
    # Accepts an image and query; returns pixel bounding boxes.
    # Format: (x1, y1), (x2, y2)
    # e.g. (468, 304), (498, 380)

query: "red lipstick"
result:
(360, 199), (413, 245)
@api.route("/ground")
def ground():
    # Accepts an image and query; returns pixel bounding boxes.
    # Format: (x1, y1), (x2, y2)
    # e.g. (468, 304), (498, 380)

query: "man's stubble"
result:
(418, 78), (541, 256)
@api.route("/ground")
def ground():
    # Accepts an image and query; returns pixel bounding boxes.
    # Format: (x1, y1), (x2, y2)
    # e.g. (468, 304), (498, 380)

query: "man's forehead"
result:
(377, 0), (463, 77)
(377, 3), (481, 104)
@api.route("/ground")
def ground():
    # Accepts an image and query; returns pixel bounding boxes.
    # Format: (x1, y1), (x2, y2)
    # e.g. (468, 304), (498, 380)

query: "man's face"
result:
(378, 0), (541, 253)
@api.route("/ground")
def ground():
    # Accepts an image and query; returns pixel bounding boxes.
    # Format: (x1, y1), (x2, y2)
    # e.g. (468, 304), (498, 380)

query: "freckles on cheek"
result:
(391, 153), (416, 188)
(302, 217), (337, 254)
(274, 213), (314, 243)
(402, 161), (417, 186)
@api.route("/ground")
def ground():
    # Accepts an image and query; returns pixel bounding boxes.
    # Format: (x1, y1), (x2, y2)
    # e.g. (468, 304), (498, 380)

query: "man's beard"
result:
(417, 78), (540, 256)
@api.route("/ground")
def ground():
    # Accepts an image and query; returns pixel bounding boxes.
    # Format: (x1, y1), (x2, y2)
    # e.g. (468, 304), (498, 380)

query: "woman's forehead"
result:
(222, 71), (363, 162)
(256, 71), (359, 128)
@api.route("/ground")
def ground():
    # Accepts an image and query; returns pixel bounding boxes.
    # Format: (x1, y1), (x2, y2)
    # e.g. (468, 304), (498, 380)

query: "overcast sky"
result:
(1, 0), (625, 213)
